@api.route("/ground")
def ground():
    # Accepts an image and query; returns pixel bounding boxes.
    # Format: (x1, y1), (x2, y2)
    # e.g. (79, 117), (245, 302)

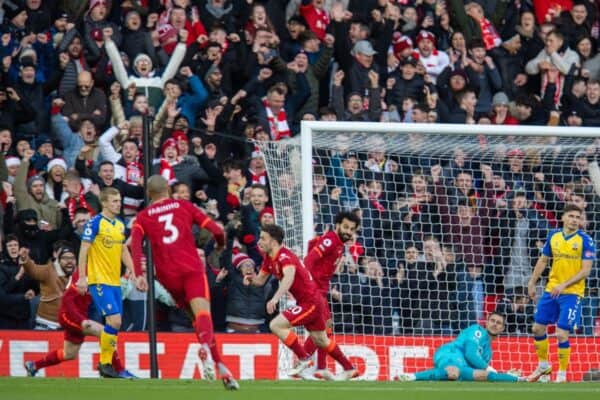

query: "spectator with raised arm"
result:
(105, 28), (188, 110)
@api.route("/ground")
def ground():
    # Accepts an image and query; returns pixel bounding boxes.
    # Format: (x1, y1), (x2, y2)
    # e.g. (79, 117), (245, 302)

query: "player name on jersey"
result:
(147, 202), (180, 216)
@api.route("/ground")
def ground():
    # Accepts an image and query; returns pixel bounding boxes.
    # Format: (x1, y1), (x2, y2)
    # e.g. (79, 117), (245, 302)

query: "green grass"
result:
(1, 378), (600, 400)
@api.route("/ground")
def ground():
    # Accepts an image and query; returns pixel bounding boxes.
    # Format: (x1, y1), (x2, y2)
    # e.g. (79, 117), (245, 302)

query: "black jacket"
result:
(0, 257), (37, 328)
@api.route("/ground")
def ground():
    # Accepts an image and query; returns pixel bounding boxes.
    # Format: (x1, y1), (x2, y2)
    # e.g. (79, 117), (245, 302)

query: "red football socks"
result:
(326, 340), (353, 370)
(304, 337), (317, 356)
(34, 348), (65, 370)
(194, 310), (215, 347)
(304, 334), (330, 370)
(283, 331), (309, 359)
(209, 337), (223, 365)
(112, 351), (124, 373)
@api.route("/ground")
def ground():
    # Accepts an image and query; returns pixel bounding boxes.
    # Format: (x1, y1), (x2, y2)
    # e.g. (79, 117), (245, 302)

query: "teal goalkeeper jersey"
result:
(438, 324), (492, 370)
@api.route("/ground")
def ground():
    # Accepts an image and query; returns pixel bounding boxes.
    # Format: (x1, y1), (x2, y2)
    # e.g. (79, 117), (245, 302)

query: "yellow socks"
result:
(534, 335), (549, 364)
(99, 325), (118, 365)
(558, 341), (571, 372)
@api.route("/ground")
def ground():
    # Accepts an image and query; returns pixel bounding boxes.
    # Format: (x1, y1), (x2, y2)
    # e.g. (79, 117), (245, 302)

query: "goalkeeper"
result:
(398, 312), (534, 382)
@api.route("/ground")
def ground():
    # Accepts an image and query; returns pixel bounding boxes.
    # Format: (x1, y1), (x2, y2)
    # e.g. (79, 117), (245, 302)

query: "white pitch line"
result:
(2, 380), (600, 394)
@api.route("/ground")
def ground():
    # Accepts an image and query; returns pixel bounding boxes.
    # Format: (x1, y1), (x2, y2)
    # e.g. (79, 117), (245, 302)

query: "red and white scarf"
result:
(249, 169), (267, 185)
(263, 99), (290, 141)
(66, 188), (94, 220)
(478, 17), (502, 50)
(125, 161), (143, 185)
(416, 49), (440, 69)
(541, 71), (563, 106)
(123, 161), (144, 213)
(159, 158), (177, 184)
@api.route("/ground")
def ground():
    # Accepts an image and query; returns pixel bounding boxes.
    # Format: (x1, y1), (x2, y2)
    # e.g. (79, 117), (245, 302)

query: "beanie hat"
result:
(133, 53), (153, 68)
(161, 138), (179, 157)
(17, 209), (38, 222)
(27, 175), (45, 190)
(416, 30), (436, 47)
(232, 252), (254, 270)
(171, 130), (189, 143)
(3, 1), (27, 21)
(87, 0), (107, 14)
(449, 68), (468, 81)
(492, 91), (509, 107)
(259, 207), (274, 221)
(5, 156), (20, 168)
(157, 24), (178, 44)
(392, 33), (413, 59)
(19, 47), (37, 63)
(47, 157), (68, 172)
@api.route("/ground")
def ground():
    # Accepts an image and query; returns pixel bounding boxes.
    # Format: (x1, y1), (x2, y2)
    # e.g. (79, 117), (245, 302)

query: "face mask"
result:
(20, 223), (39, 238)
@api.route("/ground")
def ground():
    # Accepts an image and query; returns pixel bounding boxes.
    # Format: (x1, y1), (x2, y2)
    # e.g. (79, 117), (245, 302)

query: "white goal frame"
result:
(300, 121), (600, 255)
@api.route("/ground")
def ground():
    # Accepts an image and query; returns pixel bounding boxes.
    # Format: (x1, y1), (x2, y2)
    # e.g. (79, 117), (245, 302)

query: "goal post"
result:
(258, 121), (600, 381)
(300, 121), (600, 251)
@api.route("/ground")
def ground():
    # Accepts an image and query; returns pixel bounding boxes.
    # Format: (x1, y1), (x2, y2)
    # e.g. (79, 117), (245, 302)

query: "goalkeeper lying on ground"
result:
(397, 312), (539, 383)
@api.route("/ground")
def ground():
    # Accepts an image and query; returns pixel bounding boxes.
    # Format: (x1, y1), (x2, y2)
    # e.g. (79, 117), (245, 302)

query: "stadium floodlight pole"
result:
(142, 114), (159, 379)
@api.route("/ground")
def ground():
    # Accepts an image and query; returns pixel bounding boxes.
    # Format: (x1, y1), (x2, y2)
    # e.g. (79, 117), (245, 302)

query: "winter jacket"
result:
(21, 258), (70, 323)
(14, 160), (62, 228)
(105, 39), (187, 110)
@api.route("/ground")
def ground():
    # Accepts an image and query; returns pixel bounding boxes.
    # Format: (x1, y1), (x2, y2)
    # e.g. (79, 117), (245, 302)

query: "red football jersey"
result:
(304, 230), (344, 295)
(59, 271), (91, 317)
(260, 246), (319, 306)
(131, 199), (225, 281)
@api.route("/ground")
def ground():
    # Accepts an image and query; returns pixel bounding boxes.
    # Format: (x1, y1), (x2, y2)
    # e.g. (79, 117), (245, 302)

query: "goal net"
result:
(257, 122), (600, 381)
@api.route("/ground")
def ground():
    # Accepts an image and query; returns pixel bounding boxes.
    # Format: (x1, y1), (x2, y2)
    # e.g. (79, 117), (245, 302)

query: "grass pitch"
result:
(1, 378), (599, 400)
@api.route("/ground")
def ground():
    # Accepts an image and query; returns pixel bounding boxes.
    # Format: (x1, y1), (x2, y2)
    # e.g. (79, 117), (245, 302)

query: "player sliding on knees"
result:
(130, 175), (239, 390)
(302, 211), (360, 380)
(244, 224), (359, 380)
(24, 248), (136, 379)
(397, 312), (534, 383)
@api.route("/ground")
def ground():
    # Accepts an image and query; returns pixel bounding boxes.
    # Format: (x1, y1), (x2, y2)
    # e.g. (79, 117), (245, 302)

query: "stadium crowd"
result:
(0, 0), (599, 336)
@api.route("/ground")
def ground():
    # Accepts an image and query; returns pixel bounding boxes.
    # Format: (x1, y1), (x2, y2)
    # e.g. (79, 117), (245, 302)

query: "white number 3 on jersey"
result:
(158, 213), (179, 244)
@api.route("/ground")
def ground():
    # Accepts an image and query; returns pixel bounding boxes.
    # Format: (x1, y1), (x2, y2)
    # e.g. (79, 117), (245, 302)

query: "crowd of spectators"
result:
(0, 0), (599, 336)
(319, 132), (600, 335)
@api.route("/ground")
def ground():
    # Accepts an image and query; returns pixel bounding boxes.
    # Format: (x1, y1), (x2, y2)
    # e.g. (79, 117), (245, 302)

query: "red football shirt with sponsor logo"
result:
(304, 230), (344, 295)
(260, 246), (319, 305)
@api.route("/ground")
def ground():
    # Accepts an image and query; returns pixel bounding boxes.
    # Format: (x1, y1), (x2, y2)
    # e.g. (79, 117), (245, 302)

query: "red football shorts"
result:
(319, 293), (332, 322)
(281, 298), (326, 332)
(58, 309), (87, 345)
(159, 269), (210, 308)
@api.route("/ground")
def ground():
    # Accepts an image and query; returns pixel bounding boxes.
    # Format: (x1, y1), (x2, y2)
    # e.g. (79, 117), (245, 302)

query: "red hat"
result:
(507, 148), (525, 158)
(171, 130), (189, 143)
(232, 252), (254, 269)
(259, 207), (274, 221)
(88, 0), (107, 13)
(161, 138), (179, 156)
(392, 33), (413, 59)
(416, 30), (436, 47)
(157, 24), (178, 44)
